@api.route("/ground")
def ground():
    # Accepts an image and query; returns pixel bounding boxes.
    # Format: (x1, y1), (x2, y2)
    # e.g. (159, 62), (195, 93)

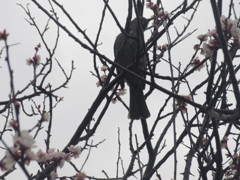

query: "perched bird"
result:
(114, 17), (151, 120)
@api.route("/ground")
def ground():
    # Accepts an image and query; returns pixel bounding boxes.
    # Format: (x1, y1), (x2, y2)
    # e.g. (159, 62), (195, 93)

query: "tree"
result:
(0, 0), (240, 180)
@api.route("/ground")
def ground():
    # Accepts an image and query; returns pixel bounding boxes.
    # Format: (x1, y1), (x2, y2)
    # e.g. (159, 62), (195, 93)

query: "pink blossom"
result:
(36, 149), (48, 163)
(96, 74), (107, 87)
(26, 58), (33, 66)
(197, 34), (208, 41)
(207, 29), (217, 37)
(35, 43), (41, 51)
(208, 39), (220, 47)
(0, 147), (19, 171)
(225, 152), (231, 158)
(111, 97), (117, 104)
(36, 148), (71, 168)
(73, 172), (86, 180)
(62, 153), (71, 162)
(100, 74), (107, 82)
(32, 54), (41, 66)
(157, 10), (171, 19)
(24, 149), (36, 165)
(26, 55), (41, 67)
(0, 29), (9, 40)
(175, 95), (192, 113)
(233, 154), (239, 160)
(146, 2), (152, 9)
(68, 145), (81, 159)
(193, 44), (200, 50)
(157, 44), (168, 51)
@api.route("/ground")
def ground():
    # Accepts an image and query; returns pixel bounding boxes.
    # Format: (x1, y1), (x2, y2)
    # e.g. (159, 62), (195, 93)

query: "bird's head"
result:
(129, 17), (152, 31)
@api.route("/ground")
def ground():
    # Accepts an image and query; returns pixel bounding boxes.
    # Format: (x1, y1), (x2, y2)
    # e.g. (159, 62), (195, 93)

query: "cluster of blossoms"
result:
(199, 29), (220, 57)
(96, 65), (109, 87)
(157, 44), (168, 52)
(96, 74), (107, 87)
(200, 136), (239, 179)
(36, 145), (81, 168)
(175, 95), (192, 113)
(224, 153), (240, 179)
(96, 64), (127, 104)
(0, 130), (81, 175)
(156, 44), (169, 58)
(0, 29), (9, 41)
(195, 16), (240, 58)
(0, 130), (36, 171)
(26, 43), (41, 67)
(146, 0), (171, 21)
(220, 137), (240, 179)
(220, 16), (240, 42)
(111, 88), (127, 104)
(95, 65), (127, 104)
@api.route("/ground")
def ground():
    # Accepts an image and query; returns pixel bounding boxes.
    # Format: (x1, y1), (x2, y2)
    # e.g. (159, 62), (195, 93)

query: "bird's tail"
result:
(129, 85), (150, 120)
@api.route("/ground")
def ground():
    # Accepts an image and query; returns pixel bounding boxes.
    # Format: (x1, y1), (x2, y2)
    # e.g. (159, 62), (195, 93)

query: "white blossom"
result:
(68, 145), (81, 159)
(1, 147), (19, 171)
(100, 65), (108, 71)
(13, 130), (35, 149)
(202, 43), (213, 57)
(117, 89), (127, 96)
(230, 25), (240, 37)
(42, 112), (50, 122)
(24, 149), (36, 165)
(207, 29), (217, 37)
(73, 172), (86, 180)
(36, 149), (48, 163)
(197, 34), (208, 41)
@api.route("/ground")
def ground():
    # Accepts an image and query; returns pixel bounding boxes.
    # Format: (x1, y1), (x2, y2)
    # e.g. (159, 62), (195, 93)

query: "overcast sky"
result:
(1, 0), (240, 180)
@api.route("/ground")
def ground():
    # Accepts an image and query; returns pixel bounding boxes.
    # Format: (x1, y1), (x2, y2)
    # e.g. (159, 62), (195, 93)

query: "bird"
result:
(114, 17), (151, 120)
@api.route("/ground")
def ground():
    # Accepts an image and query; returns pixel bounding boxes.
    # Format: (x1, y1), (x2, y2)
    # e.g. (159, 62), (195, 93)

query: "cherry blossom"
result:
(68, 145), (81, 159)
(117, 88), (127, 96)
(73, 172), (86, 180)
(0, 29), (9, 40)
(13, 130), (35, 150)
(100, 65), (108, 72)
(41, 111), (50, 122)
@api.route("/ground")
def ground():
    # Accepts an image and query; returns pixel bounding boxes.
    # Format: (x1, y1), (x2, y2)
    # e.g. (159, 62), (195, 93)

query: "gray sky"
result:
(1, 0), (240, 179)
